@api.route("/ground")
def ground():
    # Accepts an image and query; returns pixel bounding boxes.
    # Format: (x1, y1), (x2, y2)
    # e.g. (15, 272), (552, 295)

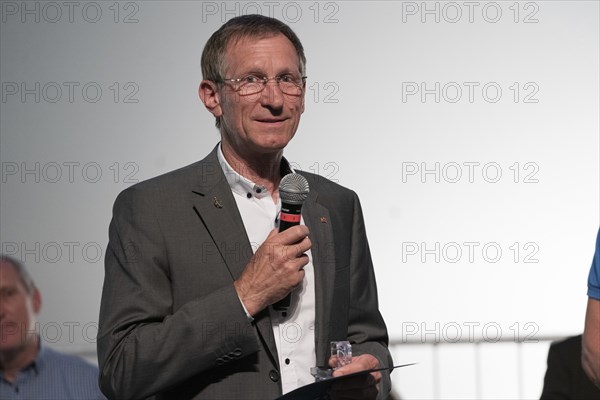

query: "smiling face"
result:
(200, 34), (305, 162)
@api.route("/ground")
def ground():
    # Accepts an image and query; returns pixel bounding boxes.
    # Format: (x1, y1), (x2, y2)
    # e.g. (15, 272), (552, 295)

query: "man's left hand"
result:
(328, 354), (381, 400)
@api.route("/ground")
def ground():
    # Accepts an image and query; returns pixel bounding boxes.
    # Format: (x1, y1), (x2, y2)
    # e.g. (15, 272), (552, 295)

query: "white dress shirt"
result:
(217, 145), (316, 394)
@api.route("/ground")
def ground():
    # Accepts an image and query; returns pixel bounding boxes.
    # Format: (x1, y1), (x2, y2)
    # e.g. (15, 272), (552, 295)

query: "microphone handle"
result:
(273, 202), (303, 311)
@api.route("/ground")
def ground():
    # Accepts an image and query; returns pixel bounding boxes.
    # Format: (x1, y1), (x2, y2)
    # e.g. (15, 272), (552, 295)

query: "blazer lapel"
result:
(190, 148), (279, 367)
(191, 181), (250, 281)
(303, 192), (336, 367)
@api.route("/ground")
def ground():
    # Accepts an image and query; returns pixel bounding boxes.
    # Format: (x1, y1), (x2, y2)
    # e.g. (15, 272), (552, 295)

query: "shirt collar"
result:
(217, 143), (294, 199)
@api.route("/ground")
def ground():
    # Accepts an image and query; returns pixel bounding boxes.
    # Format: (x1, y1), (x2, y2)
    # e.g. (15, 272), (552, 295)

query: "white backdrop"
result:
(1, 0), (598, 396)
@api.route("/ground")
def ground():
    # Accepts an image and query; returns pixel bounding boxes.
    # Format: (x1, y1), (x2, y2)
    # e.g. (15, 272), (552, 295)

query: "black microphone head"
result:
(279, 174), (309, 205)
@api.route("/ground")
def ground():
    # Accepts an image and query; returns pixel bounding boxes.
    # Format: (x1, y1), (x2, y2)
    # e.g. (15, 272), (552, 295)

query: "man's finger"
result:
(272, 224), (309, 244)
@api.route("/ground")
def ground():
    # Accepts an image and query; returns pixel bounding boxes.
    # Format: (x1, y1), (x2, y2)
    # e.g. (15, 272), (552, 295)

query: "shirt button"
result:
(285, 358), (290, 365)
(269, 369), (280, 382)
(256, 188), (262, 193)
(246, 193), (252, 199)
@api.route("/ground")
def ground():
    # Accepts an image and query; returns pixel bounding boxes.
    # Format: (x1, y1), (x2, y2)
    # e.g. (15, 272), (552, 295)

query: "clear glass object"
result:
(310, 341), (353, 382)
(330, 340), (352, 369)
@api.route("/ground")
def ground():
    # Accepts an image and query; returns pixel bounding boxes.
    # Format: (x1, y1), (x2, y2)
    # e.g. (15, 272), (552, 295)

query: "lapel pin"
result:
(320, 216), (327, 223)
(213, 197), (223, 209)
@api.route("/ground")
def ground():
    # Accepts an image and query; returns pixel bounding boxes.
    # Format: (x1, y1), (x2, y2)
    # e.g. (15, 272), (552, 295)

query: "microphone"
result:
(273, 173), (310, 312)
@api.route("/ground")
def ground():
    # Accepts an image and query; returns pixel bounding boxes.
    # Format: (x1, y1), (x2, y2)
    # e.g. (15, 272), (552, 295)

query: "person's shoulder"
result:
(126, 158), (211, 194)
(113, 148), (221, 203)
(296, 170), (357, 200)
(41, 347), (105, 397)
(43, 346), (99, 374)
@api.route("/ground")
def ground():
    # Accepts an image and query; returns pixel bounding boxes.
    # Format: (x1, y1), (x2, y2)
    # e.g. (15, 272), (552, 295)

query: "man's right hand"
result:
(234, 225), (311, 316)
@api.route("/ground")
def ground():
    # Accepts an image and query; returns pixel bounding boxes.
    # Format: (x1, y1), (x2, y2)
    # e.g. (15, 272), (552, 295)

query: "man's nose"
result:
(259, 80), (284, 109)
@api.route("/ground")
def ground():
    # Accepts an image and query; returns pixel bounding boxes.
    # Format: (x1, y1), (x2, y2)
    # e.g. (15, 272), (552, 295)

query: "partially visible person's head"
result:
(201, 14), (306, 84)
(0, 255), (41, 356)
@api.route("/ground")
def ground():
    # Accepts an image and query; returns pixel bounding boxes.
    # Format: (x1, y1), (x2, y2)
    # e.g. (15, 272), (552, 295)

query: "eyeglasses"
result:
(219, 74), (307, 96)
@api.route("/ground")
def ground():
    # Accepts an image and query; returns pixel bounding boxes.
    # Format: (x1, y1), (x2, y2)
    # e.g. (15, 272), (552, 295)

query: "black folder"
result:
(275, 363), (415, 400)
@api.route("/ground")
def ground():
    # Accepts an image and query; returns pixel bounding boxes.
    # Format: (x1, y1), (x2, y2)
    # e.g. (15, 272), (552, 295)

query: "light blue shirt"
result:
(0, 342), (104, 400)
(588, 228), (600, 300)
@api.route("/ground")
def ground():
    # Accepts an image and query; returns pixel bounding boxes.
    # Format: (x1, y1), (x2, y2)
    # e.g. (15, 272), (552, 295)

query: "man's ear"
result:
(199, 80), (223, 118)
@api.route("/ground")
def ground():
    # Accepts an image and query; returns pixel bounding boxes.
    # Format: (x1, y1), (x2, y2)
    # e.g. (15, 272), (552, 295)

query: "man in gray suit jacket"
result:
(97, 15), (392, 400)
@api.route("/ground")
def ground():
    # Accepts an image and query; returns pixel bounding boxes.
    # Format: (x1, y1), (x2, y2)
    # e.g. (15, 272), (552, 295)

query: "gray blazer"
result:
(97, 146), (392, 400)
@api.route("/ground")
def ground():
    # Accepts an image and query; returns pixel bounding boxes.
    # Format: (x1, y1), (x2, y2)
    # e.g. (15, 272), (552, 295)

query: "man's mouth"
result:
(255, 117), (287, 123)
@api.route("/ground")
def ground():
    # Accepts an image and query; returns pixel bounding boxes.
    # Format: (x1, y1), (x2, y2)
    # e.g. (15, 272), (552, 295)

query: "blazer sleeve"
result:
(97, 186), (260, 400)
(346, 191), (394, 398)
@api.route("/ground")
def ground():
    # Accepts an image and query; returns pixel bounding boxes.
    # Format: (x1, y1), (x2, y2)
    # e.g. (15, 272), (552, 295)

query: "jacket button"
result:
(269, 370), (280, 382)
(232, 348), (242, 357)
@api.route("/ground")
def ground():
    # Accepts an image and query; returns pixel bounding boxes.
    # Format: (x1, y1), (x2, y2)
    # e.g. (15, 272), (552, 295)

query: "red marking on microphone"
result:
(280, 213), (301, 223)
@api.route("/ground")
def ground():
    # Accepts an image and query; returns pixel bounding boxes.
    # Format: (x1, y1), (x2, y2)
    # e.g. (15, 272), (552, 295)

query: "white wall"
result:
(1, 1), (598, 398)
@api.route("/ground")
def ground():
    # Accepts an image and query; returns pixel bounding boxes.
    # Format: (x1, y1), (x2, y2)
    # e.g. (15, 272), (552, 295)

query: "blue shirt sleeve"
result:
(587, 228), (600, 300)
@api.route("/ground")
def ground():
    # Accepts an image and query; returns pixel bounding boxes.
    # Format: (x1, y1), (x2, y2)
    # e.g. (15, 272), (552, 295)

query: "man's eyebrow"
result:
(226, 69), (261, 78)
(277, 66), (300, 74)
(233, 67), (299, 76)
(277, 69), (299, 76)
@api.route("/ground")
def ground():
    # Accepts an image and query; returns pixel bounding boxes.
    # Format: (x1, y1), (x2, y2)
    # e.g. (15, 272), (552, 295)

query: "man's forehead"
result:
(223, 34), (298, 69)
(226, 32), (290, 50)
(0, 261), (21, 286)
